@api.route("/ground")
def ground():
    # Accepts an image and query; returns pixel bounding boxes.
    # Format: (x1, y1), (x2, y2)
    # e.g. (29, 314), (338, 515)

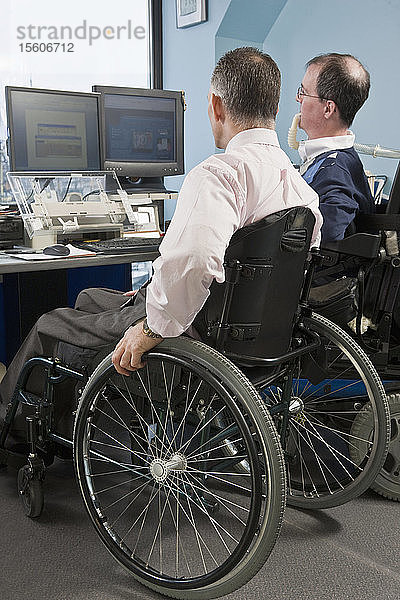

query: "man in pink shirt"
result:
(0, 48), (321, 436)
(112, 47), (322, 374)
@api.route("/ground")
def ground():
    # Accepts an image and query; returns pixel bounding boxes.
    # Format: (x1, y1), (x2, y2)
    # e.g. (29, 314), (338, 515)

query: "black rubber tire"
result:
(351, 393), (400, 501)
(264, 313), (390, 509)
(74, 337), (286, 600)
(17, 465), (44, 518)
(373, 393), (400, 501)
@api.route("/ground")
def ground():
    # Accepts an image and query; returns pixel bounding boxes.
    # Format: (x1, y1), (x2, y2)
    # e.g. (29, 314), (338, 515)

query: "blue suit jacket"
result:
(302, 147), (374, 242)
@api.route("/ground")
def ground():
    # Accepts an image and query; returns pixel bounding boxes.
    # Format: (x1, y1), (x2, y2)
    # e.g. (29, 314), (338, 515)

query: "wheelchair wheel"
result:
(17, 465), (44, 518)
(74, 337), (286, 599)
(263, 313), (390, 509)
(351, 393), (400, 501)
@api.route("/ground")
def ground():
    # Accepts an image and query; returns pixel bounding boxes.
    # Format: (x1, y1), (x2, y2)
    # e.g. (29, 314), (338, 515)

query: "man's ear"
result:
(323, 100), (337, 120)
(210, 93), (225, 123)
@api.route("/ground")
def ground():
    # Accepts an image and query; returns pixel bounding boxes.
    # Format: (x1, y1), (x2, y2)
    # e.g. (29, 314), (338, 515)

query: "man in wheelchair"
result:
(1, 48), (393, 599)
(294, 54), (400, 503)
(296, 52), (374, 243)
(0, 46), (322, 447)
(292, 52), (376, 340)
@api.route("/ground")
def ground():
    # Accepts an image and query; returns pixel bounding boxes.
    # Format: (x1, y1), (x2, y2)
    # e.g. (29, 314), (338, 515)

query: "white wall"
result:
(0, 0), (149, 137)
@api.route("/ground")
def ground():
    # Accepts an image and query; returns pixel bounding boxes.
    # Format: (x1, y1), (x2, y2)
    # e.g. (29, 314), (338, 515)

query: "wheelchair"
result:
(309, 161), (400, 502)
(0, 206), (391, 599)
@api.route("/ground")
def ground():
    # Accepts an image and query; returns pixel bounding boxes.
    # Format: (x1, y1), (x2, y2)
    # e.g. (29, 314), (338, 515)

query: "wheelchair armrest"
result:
(321, 233), (382, 259)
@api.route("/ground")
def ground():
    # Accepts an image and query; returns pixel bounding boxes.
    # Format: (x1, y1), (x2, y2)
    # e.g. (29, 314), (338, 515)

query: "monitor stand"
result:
(111, 176), (178, 232)
(116, 176), (167, 193)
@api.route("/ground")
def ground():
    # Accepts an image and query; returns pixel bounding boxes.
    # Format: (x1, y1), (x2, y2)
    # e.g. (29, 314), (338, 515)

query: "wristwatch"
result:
(142, 317), (162, 339)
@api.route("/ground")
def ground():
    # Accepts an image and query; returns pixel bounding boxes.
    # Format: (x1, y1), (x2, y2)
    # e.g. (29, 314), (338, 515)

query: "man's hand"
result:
(123, 290), (137, 297)
(112, 321), (163, 376)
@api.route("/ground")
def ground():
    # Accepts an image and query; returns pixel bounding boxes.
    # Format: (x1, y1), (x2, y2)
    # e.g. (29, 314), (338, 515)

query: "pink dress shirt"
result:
(146, 128), (322, 337)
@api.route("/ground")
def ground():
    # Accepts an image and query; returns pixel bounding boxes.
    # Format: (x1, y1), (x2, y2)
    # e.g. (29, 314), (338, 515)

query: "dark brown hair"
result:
(307, 53), (370, 127)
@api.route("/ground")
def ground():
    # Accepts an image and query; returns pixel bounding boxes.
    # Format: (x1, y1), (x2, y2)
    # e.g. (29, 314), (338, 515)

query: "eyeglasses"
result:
(296, 85), (326, 101)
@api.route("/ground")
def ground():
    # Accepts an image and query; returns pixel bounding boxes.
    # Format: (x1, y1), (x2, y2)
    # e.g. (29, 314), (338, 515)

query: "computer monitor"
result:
(93, 85), (184, 190)
(6, 86), (101, 172)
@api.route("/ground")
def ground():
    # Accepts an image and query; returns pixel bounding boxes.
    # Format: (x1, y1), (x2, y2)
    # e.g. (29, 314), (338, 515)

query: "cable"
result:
(81, 190), (101, 201)
(61, 177), (72, 202)
(25, 177), (53, 203)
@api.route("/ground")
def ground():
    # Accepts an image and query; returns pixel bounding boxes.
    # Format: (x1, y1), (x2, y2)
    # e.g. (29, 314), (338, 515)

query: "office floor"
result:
(0, 458), (399, 600)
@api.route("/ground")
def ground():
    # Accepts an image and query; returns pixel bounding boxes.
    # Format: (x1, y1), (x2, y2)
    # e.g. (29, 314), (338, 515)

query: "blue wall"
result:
(162, 0), (231, 219)
(264, 0), (400, 186)
(215, 0), (286, 60)
(163, 0), (400, 206)
(162, 0), (288, 218)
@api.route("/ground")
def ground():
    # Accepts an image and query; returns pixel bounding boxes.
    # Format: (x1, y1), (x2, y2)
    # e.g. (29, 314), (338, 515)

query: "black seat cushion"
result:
(309, 277), (358, 327)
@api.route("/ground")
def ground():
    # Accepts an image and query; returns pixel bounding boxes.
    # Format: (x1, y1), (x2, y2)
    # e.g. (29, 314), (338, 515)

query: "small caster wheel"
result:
(17, 465), (44, 518)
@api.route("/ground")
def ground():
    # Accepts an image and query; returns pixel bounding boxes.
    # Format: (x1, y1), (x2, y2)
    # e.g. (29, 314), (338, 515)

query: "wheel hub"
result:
(149, 453), (187, 483)
(289, 397), (306, 424)
(289, 397), (304, 414)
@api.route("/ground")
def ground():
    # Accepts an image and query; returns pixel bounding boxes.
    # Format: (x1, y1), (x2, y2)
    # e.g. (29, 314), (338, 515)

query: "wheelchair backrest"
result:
(193, 206), (315, 361)
(362, 164), (400, 324)
(384, 161), (400, 215)
(318, 161), (400, 334)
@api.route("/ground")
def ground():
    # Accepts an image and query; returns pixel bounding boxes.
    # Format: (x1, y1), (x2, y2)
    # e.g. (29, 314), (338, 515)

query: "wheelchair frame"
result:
(316, 225), (400, 502)
(0, 207), (391, 598)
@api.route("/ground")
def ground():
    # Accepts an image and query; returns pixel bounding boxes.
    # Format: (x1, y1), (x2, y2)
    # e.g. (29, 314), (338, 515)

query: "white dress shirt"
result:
(146, 128), (322, 337)
(298, 132), (355, 175)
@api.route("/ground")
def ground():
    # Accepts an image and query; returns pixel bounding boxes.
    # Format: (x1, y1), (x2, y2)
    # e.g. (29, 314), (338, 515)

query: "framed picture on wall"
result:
(176, 0), (208, 28)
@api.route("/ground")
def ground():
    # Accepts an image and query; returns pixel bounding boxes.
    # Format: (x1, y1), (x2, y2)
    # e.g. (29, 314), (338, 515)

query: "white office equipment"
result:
(7, 171), (177, 249)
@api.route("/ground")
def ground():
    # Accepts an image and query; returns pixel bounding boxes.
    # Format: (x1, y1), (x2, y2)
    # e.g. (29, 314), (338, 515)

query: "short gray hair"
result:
(210, 47), (281, 128)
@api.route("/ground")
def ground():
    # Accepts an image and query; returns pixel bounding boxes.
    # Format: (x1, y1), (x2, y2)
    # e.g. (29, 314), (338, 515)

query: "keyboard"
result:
(75, 237), (162, 254)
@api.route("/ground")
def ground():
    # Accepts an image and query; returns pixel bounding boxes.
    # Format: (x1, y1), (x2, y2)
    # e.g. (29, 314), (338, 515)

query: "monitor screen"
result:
(105, 94), (176, 163)
(93, 86), (184, 179)
(6, 87), (101, 172)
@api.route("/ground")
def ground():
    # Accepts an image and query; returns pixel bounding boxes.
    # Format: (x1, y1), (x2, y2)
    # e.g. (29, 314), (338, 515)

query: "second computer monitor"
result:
(93, 86), (184, 179)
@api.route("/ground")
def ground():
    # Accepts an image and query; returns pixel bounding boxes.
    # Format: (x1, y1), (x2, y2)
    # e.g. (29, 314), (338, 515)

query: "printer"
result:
(7, 171), (177, 249)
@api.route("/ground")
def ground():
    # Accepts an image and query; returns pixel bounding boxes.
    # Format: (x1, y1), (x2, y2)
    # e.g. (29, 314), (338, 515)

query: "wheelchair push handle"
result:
(215, 259), (242, 351)
(300, 248), (324, 306)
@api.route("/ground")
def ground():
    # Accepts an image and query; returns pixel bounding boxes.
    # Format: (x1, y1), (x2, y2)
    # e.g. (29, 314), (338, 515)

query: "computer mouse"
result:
(43, 244), (70, 256)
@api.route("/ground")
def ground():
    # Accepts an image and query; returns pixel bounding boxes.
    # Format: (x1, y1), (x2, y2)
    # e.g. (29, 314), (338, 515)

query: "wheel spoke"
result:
(302, 413), (364, 473)
(183, 470), (250, 523)
(288, 426), (319, 497)
(90, 422), (149, 463)
(186, 465), (252, 493)
(106, 478), (150, 518)
(146, 484), (172, 570)
(306, 411), (373, 450)
(95, 405), (150, 455)
(135, 371), (176, 457)
(180, 472), (233, 553)
(107, 379), (158, 460)
(290, 420), (346, 490)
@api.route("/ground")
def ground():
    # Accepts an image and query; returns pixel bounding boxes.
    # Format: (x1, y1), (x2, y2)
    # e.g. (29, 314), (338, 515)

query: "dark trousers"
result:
(0, 287), (147, 439)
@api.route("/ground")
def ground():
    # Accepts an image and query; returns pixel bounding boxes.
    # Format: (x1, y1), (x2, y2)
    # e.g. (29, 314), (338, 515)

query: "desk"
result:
(0, 250), (159, 365)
